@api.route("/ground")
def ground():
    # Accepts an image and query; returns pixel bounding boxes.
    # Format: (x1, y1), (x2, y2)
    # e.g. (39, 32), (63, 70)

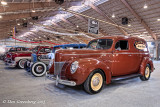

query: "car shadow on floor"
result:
(4, 66), (23, 71)
(44, 77), (142, 98)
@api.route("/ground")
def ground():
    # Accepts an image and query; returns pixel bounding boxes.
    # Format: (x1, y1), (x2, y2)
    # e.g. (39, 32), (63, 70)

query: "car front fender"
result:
(15, 56), (31, 63)
(70, 58), (112, 85)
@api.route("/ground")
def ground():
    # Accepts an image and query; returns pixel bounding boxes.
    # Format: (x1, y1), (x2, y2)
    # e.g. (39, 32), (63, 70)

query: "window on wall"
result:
(115, 40), (128, 50)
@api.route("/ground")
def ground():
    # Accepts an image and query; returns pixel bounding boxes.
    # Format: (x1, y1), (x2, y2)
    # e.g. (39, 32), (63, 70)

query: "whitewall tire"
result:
(18, 59), (27, 69)
(31, 62), (47, 77)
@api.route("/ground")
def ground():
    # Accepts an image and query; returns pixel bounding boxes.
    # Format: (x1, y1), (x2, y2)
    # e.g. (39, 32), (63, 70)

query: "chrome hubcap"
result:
(145, 67), (150, 78)
(36, 66), (43, 72)
(92, 77), (100, 86)
(91, 73), (103, 91)
(20, 60), (26, 68)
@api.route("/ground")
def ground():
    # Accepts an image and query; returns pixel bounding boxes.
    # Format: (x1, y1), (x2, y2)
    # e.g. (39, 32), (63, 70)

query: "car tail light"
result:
(7, 54), (11, 58)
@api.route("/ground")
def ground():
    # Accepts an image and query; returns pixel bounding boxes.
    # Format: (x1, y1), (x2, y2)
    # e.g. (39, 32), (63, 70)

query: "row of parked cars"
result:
(4, 44), (87, 76)
(3, 36), (154, 94)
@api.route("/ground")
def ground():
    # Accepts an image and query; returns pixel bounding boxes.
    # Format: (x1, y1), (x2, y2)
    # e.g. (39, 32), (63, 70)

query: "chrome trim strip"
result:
(64, 53), (149, 56)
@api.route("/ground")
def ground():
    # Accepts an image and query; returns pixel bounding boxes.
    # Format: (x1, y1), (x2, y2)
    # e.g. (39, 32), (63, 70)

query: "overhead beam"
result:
(52, 21), (84, 43)
(89, 3), (128, 36)
(0, 2), (56, 13)
(44, 23), (87, 42)
(37, 30), (68, 43)
(120, 0), (158, 40)
(0, 10), (57, 21)
(48, 22), (76, 43)
(61, 18), (94, 40)
(0, 1), (83, 13)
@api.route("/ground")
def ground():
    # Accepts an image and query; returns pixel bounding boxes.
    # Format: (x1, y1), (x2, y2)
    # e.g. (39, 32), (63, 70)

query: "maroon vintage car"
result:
(46, 36), (154, 94)
(5, 46), (52, 69)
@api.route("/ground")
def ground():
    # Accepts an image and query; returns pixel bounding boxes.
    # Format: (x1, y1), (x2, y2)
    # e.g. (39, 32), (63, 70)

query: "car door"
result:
(112, 40), (133, 76)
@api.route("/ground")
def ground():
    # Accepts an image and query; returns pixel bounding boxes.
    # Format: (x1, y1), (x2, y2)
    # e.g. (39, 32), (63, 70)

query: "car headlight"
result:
(70, 61), (79, 74)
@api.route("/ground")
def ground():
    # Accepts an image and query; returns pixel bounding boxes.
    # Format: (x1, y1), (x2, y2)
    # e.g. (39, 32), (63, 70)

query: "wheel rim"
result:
(36, 65), (43, 73)
(20, 60), (26, 68)
(91, 73), (103, 91)
(145, 67), (150, 78)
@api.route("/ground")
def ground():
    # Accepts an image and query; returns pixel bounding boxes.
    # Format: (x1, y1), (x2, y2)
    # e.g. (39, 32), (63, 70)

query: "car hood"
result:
(55, 49), (112, 62)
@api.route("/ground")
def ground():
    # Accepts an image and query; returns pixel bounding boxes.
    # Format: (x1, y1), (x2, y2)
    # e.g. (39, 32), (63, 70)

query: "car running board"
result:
(111, 74), (142, 82)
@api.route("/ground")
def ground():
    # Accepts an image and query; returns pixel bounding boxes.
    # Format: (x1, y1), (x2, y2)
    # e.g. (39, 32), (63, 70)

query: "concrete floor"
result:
(0, 61), (160, 107)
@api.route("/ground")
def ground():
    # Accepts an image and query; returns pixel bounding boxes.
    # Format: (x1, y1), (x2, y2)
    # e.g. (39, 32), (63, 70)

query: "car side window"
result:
(17, 48), (21, 51)
(134, 41), (148, 51)
(39, 48), (44, 53)
(97, 39), (113, 49)
(115, 40), (128, 50)
(44, 48), (52, 53)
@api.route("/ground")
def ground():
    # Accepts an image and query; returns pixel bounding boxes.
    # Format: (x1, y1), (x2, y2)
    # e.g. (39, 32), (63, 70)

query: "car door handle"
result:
(128, 55), (132, 56)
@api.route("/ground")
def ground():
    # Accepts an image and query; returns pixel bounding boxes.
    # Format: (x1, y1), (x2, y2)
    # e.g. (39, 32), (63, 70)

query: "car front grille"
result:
(54, 62), (65, 76)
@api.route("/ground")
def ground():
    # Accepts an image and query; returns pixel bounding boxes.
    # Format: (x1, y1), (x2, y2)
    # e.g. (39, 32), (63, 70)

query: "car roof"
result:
(92, 36), (146, 42)
(53, 44), (87, 48)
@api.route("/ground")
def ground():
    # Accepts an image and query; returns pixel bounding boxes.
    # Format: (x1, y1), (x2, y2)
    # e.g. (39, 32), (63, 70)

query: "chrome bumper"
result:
(46, 72), (76, 86)
(5, 59), (16, 67)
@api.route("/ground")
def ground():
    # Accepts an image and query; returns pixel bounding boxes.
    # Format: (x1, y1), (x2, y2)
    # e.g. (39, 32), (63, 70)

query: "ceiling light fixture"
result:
(143, 4), (148, 9)
(1, 1), (7, 6)
(32, 10), (36, 13)
(112, 14), (115, 18)
(128, 24), (131, 27)
(157, 19), (160, 21)
(76, 25), (79, 28)
(17, 23), (20, 26)
(0, 15), (2, 19)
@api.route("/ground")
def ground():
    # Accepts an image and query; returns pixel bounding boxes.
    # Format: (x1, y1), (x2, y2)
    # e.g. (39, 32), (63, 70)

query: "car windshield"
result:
(32, 46), (40, 53)
(9, 48), (16, 52)
(87, 39), (113, 49)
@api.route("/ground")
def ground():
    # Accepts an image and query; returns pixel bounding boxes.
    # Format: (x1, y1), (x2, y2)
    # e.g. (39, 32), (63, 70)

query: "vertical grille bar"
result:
(54, 62), (65, 75)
